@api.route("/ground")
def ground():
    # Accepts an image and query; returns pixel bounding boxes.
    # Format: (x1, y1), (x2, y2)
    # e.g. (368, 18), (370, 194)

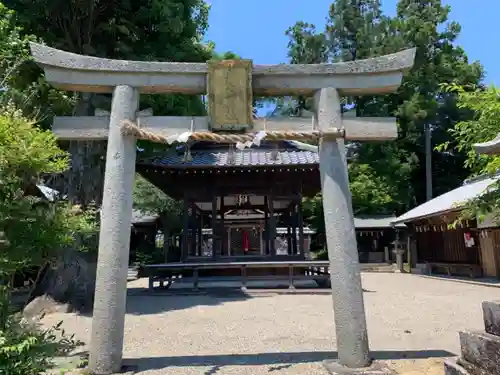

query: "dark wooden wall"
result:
(409, 213), (480, 265)
(478, 229), (500, 278)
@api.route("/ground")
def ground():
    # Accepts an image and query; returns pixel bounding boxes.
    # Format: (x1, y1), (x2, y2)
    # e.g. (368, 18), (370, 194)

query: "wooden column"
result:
(297, 195), (305, 257)
(211, 191), (217, 259)
(292, 204), (298, 255)
(406, 234), (411, 268)
(189, 202), (196, 257)
(260, 228), (264, 255)
(494, 233), (500, 280)
(268, 191), (276, 257)
(181, 193), (189, 261)
(264, 195), (269, 255)
(197, 212), (202, 257)
(287, 210), (292, 255)
(220, 194), (225, 256)
(410, 234), (418, 268)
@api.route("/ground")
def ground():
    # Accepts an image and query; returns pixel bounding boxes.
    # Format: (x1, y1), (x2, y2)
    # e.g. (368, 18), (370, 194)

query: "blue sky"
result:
(205, 0), (499, 85)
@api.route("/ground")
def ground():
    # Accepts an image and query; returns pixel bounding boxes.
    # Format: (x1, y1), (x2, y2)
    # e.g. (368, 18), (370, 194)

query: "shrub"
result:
(0, 309), (82, 375)
(0, 109), (94, 374)
(0, 109), (97, 276)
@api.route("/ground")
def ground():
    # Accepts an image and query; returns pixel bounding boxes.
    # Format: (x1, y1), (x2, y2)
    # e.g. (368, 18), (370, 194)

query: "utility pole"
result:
(425, 123), (433, 201)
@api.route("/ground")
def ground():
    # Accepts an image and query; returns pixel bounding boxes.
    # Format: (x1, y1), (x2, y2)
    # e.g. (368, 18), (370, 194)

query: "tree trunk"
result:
(42, 93), (108, 206)
(27, 93), (107, 314)
(68, 93), (107, 207)
(67, 140), (107, 206)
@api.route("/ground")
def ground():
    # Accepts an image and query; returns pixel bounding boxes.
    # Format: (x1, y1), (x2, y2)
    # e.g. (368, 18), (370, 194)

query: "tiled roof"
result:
(131, 210), (158, 225)
(143, 149), (320, 168)
(392, 175), (498, 225)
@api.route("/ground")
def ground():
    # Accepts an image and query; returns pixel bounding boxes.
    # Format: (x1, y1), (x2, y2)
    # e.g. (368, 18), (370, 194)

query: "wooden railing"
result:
(143, 260), (331, 290)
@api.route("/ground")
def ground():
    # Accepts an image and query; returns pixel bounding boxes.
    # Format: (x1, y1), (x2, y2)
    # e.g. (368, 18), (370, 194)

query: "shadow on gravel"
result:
(129, 349), (455, 372)
(125, 288), (256, 315)
(125, 285), (375, 315)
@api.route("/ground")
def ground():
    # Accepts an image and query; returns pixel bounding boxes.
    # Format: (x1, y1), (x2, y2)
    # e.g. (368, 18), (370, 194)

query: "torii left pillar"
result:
(89, 85), (139, 374)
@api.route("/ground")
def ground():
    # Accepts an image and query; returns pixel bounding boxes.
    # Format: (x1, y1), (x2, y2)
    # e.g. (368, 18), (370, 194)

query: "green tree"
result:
(325, 0), (384, 62)
(0, 2), (75, 122)
(0, 106), (89, 375)
(323, 0), (411, 214)
(280, 22), (329, 117)
(437, 84), (500, 223)
(3, 0), (213, 206)
(0, 1), (99, 314)
(285, 0), (484, 243)
(389, 0), (483, 202)
(133, 175), (183, 261)
(287, 21), (328, 65)
(288, 0), (483, 213)
(0, 105), (96, 283)
(285, 0), (405, 221)
(0, 4), (95, 282)
(0, 109), (69, 276)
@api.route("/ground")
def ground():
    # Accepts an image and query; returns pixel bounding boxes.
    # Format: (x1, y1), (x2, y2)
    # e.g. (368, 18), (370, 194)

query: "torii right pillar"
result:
(315, 88), (371, 370)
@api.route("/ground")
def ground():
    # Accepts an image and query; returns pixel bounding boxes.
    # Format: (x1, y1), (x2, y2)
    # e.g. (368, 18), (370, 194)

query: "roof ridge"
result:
(185, 148), (314, 153)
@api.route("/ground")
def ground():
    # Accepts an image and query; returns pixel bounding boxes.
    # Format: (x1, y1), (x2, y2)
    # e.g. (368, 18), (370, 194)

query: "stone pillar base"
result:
(446, 300), (500, 375)
(323, 360), (392, 374)
(90, 362), (137, 375)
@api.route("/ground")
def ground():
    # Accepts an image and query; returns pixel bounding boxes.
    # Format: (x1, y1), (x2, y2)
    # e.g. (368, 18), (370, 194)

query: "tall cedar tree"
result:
(3, 0), (212, 206)
(289, 0), (483, 218)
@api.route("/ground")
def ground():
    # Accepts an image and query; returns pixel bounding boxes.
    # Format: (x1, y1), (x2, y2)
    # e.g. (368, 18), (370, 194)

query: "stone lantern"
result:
(392, 231), (405, 273)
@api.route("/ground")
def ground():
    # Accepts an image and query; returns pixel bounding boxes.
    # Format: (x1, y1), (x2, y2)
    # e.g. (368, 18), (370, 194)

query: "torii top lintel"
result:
(29, 42), (415, 96)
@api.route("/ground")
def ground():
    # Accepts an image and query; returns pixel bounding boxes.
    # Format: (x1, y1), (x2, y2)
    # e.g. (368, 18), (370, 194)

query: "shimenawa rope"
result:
(120, 120), (344, 147)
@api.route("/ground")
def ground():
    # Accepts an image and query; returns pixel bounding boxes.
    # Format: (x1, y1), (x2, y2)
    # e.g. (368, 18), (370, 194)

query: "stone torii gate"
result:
(30, 43), (415, 374)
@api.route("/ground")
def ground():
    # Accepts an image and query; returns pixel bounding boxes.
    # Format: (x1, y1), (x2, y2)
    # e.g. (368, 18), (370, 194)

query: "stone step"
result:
(460, 330), (500, 374)
(483, 300), (500, 336)
(443, 359), (470, 375)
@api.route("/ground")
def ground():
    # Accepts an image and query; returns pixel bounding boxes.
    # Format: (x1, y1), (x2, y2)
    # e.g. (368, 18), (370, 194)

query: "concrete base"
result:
(323, 360), (393, 374)
(443, 359), (470, 375)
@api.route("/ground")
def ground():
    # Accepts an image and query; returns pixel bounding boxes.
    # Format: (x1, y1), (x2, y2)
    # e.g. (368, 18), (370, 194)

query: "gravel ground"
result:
(41, 273), (500, 375)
